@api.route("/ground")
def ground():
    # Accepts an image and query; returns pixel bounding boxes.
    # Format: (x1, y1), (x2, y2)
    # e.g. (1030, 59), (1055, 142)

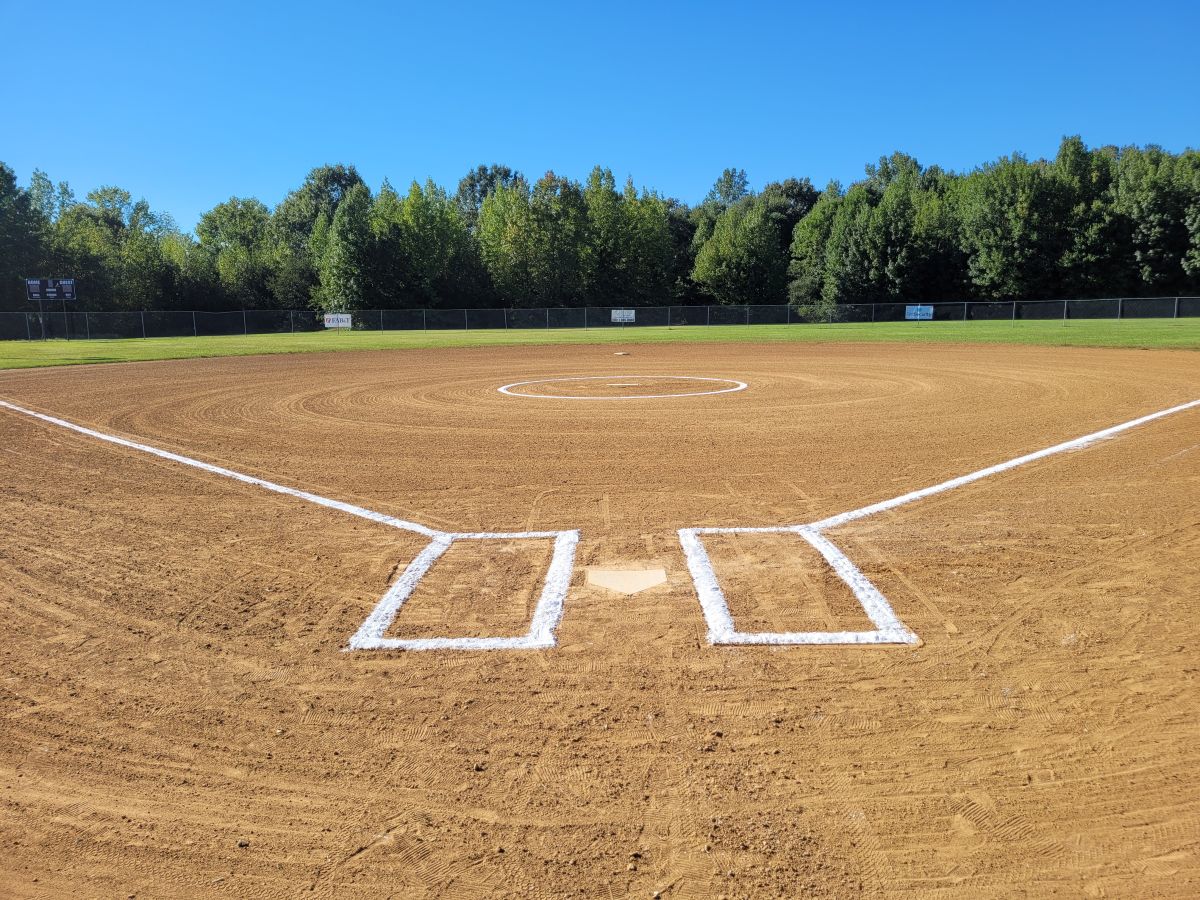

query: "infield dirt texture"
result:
(1, 341), (1198, 897)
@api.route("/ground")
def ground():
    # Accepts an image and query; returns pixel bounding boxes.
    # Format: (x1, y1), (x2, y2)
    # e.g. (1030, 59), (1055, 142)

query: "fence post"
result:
(786, 305), (791, 325)
(1117, 298), (1123, 321)
(745, 305), (750, 325)
(242, 309), (248, 335)
(585, 307), (589, 330)
(504, 308), (509, 330)
(85, 311), (90, 340)
(63, 299), (70, 340)
(380, 308), (384, 332)
(963, 301), (968, 322)
(464, 309), (468, 330)
(25, 313), (31, 341)
(546, 307), (550, 329)
(290, 310), (294, 334)
(1174, 296), (1180, 320)
(192, 310), (197, 336)
(1062, 299), (1068, 327)
(1011, 300), (1016, 327)
(706, 306), (711, 326)
(141, 310), (147, 339)
(423, 309), (427, 331)
(871, 303), (876, 323)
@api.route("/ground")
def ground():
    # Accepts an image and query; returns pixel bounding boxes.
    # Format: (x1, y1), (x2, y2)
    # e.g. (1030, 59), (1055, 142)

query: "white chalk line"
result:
(0, 399), (580, 652)
(811, 398), (1200, 530)
(498, 375), (748, 400)
(680, 398), (1200, 647)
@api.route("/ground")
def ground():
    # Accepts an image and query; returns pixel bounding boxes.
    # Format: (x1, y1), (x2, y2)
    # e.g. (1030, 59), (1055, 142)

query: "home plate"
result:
(586, 568), (668, 595)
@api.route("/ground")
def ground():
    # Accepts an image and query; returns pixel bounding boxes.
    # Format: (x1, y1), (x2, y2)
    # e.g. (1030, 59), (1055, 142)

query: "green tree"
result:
(372, 179), (474, 307)
(526, 173), (588, 305)
(705, 168), (751, 207)
(269, 164), (366, 307)
(0, 163), (47, 309)
(622, 182), (673, 305)
(1114, 145), (1193, 293)
(581, 166), (625, 303)
(477, 182), (534, 306)
(692, 197), (787, 304)
(455, 164), (523, 231)
(317, 183), (373, 310)
(787, 181), (841, 310)
(196, 198), (275, 307)
(958, 154), (1071, 299)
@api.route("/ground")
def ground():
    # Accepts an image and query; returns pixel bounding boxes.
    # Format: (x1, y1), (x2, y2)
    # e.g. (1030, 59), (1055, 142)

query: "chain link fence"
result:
(2, 298), (1197, 341)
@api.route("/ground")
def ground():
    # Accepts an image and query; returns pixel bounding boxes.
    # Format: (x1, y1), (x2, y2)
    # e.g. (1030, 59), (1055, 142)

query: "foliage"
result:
(2, 140), (1199, 314)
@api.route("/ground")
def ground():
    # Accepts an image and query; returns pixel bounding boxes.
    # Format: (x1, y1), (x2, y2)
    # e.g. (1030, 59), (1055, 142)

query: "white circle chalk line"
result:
(496, 375), (749, 400)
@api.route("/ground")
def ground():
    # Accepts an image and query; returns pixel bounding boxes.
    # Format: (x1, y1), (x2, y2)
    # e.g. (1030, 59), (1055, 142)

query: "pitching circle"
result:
(496, 375), (749, 400)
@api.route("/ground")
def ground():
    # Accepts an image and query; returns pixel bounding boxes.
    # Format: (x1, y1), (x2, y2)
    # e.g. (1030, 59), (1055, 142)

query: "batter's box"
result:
(678, 525), (918, 645)
(347, 530), (580, 651)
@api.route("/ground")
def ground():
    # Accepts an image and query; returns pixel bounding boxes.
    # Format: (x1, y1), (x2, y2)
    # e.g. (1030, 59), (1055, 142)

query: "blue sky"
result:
(3, 0), (1197, 231)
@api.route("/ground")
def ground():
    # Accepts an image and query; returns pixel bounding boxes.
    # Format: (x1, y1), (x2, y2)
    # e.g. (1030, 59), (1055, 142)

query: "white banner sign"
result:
(611, 309), (635, 323)
(324, 313), (352, 329)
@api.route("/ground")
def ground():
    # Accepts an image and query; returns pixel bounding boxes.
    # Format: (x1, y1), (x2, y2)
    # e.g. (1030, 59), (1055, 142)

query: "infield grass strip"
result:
(1, 318), (1198, 369)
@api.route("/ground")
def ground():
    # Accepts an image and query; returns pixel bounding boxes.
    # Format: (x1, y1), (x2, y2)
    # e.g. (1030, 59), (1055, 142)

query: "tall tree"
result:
(692, 196), (787, 304)
(1114, 145), (1193, 293)
(269, 164), (366, 308)
(372, 179), (473, 307)
(196, 198), (275, 307)
(788, 181), (842, 310)
(455, 165), (523, 231)
(477, 182), (534, 306)
(958, 154), (1071, 300)
(0, 163), (47, 308)
(581, 166), (625, 304)
(705, 168), (751, 207)
(317, 183), (373, 310)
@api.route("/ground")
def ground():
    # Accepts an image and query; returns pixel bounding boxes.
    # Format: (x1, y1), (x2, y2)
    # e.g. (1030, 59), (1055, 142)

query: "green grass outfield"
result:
(1, 318), (1198, 370)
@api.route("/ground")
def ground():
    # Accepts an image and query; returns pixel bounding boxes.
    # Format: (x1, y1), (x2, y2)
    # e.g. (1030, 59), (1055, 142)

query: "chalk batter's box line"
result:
(678, 398), (1200, 647)
(0, 399), (580, 652)
(3, 397), (1197, 651)
(346, 530), (581, 652)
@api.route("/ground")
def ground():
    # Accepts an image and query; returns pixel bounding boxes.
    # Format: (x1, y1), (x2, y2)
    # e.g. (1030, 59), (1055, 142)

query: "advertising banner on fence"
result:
(324, 313), (352, 329)
(611, 309), (635, 323)
(905, 305), (934, 320)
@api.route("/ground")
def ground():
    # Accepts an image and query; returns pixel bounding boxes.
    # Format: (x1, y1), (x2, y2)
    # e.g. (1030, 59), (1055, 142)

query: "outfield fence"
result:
(2, 297), (1198, 341)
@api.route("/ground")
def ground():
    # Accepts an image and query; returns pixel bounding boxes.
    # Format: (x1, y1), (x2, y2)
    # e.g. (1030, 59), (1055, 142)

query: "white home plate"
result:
(586, 568), (668, 595)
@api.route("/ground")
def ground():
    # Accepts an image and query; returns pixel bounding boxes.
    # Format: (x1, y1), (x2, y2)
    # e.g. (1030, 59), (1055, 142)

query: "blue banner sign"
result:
(905, 304), (934, 320)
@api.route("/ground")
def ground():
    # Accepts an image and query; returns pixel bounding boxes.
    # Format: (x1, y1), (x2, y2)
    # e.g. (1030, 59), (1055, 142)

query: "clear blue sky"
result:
(3, 0), (1197, 231)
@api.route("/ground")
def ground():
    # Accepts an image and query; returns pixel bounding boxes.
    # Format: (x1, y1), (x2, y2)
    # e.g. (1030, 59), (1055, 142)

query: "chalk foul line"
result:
(6, 396), (1196, 651)
(0, 399), (580, 652)
(679, 398), (1200, 647)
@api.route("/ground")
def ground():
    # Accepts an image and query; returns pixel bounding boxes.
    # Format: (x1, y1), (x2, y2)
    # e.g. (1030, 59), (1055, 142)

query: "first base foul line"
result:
(679, 397), (1200, 647)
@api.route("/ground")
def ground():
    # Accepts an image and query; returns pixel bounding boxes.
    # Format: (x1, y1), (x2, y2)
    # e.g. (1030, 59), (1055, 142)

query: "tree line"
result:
(2, 136), (1198, 314)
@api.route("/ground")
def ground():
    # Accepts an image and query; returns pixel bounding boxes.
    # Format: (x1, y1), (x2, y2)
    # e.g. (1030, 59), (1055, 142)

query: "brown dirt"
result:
(0, 341), (1198, 898)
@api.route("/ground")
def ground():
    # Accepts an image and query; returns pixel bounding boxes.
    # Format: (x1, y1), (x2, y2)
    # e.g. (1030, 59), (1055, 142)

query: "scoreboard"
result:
(26, 278), (77, 301)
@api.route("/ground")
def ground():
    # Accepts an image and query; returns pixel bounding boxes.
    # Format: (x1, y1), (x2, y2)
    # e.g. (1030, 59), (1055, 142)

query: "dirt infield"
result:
(1, 341), (1198, 898)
